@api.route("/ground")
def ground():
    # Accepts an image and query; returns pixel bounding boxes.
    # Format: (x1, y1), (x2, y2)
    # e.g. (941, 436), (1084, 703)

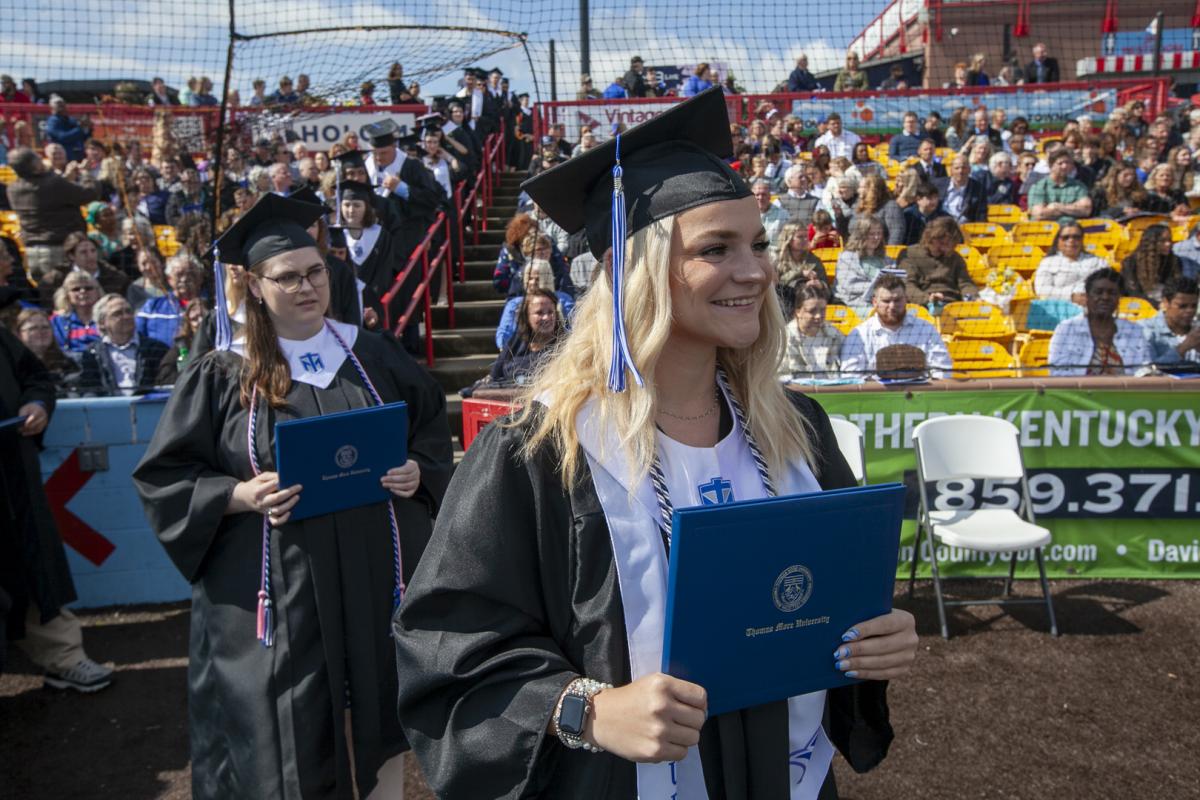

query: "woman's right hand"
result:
(227, 472), (302, 525)
(585, 673), (707, 763)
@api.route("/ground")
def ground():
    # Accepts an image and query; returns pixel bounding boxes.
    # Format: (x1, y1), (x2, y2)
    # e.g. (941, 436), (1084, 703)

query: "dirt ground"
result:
(2, 579), (1198, 799)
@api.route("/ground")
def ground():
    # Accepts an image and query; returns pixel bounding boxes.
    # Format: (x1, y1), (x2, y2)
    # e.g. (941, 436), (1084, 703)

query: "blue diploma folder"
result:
(274, 402), (407, 522)
(662, 483), (905, 716)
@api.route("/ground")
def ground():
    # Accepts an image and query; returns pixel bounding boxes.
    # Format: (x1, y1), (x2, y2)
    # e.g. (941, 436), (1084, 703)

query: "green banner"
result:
(811, 390), (1200, 579)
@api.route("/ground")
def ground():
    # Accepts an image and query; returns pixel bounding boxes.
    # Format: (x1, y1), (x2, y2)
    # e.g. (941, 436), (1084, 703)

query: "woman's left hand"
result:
(381, 459), (421, 498)
(832, 609), (918, 681)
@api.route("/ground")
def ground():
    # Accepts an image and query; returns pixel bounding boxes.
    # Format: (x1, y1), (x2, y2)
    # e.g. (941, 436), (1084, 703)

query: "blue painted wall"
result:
(38, 396), (191, 608)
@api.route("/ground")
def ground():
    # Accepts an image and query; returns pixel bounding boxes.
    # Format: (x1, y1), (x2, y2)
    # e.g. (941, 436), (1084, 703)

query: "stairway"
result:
(430, 170), (525, 449)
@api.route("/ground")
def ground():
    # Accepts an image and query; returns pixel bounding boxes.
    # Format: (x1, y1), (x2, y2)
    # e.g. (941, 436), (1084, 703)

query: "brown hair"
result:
(1102, 163), (1147, 207)
(855, 174), (893, 215)
(239, 272), (291, 409)
(919, 216), (962, 250)
(62, 231), (93, 261)
(516, 288), (566, 345)
(14, 308), (74, 373)
(505, 213), (537, 249)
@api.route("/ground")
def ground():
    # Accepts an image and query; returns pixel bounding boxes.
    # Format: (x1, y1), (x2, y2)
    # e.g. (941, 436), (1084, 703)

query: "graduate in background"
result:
(288, 186), (363, 328)
(133, 193), (453, 799)
(393, 89), (917, 799)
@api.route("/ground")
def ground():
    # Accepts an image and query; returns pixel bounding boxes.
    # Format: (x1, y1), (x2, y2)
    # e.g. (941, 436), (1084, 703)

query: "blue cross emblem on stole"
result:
(353, 245), (363, 259)
(299, 352), (324, 373)
(697, 476), (734, 506)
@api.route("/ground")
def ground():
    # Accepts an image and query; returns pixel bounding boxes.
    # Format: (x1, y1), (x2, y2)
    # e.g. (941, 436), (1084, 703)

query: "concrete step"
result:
(454, 279), (500, 302)
(462, 260), (495, 281)
(428, 354), (495, 394)
(465, 244), (501, 261)
(433, 325), (499, 358)
(431, 299), (505, 329)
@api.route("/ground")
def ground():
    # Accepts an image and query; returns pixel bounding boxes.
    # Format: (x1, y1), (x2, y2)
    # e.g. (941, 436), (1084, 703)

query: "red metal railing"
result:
(378, 127), (506, 366)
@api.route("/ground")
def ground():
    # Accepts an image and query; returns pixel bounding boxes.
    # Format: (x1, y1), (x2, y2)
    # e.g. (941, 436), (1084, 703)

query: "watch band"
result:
(553, 677), (612, 753)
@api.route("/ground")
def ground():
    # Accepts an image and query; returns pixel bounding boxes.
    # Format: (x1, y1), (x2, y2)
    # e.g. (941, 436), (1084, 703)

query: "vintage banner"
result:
(812, 389), (1200, 579)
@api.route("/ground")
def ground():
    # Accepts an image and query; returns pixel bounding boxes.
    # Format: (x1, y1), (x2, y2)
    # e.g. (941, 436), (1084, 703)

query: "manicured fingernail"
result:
(845, 671), (858, 679)
(833, 646), (848, 659)
(842, 628), (860, 642)
(836, 660), (849, 671)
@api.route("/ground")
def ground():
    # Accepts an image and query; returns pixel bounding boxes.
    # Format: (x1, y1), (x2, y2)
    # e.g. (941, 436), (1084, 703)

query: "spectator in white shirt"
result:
(1049, 267), (1150, 376)
(813, 112), (861, 160)
(1033, 222), (1108, 302)
(841, 273), (951, 378)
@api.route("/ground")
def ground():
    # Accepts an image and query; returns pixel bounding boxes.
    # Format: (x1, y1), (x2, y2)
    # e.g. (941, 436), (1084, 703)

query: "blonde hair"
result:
(512, 214), (817, 489)
(55, 271), (100, 314)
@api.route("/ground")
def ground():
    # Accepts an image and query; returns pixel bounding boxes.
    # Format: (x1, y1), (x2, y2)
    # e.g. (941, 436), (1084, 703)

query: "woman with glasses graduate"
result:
(393, 89), (918, 799)
(132, 193), (453, 799)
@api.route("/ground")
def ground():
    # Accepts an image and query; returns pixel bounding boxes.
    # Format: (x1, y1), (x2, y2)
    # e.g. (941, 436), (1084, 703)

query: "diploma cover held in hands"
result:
(662, 483), (904, 716)
(275, 401), (407, 522)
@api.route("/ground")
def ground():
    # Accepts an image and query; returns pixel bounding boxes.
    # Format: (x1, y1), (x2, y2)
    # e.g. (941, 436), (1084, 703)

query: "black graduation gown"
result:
(132, 331), (453, 800)
(349, 227), (403, 329)
(0, 329), (76, 642)
(325, 254), (362, 327)
(393, 392), (894, 799)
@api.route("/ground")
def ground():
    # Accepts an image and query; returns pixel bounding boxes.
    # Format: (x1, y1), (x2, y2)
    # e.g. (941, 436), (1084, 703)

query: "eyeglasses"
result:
(259, 264), (329, 293)
(1058, 234), (1082, 240)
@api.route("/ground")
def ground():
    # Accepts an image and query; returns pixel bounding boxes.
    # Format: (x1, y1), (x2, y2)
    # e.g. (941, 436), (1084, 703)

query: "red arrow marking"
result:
(43, 449), (116, 566)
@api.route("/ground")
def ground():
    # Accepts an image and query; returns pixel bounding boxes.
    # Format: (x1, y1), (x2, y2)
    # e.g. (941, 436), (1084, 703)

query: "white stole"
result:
(344, 224), (382, 267)
(276, 319), (358, 389)
(575, 391), (833, 799)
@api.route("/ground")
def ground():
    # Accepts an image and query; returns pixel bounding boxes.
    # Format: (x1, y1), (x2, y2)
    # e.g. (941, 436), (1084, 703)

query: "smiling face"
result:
(667, 196), (772, 352)
(1056, 225), (1083, 258)
(247, 247), (330, 339)
(18, 313), (53, 355)
(526, 294), (557, 337)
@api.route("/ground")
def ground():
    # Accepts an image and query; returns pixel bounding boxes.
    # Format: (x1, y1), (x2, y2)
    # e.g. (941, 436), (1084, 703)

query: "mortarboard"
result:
(327, 227), (347, 249)
(338, 180), (375, 204)
(287, 186), (329, 211)
(397, 133), (426, 158)
(360, 119), (402, 148)
(210, 193), (324, 350)
(330, 149), (366, 171)
(520, 87), (748, 391)
(215, 192), (322, 268)
(416, 112), (444, 129)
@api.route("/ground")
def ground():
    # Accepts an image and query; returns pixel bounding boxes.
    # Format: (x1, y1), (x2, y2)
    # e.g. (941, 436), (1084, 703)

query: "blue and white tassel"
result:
(607, 134), (644, 392)
(212, 245), (233, 352)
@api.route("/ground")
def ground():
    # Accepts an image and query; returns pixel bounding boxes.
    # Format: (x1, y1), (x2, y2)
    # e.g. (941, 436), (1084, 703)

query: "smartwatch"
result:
(553, 677), (611, 752)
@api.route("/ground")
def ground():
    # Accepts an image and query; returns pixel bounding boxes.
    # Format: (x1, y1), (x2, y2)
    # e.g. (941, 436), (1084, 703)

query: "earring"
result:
(258, 297), (264, 305)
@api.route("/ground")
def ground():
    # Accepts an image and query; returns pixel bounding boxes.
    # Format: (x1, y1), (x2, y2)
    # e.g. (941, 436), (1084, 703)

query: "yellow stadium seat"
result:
(1018, 337), (1051, 377)
(1079, 218), (1124, 249)
(939, 300), (1016, 343)
(885, 244), (907, 260)
(1081, 241), (1115, 265)
(825, 304), (861, 335)
(948, 339), (1017, 379)
(1171, 224), (1190, 242)
(955, 243), (985, 274)
(935, 147), (956, 162)
(0, 166), (15, 184)
(961, 222), (1009, 250)
(1124, 215), (1170, 236)
(986, 243), (1045, 278)
(812, 246), (842, 264)
(1011, 220), (1059, 248)
(1117, 296), (1157, 322)
(987, 204), (1024, 225)
(159, 240), (181, 256)
(1035, 136), (1062, 154)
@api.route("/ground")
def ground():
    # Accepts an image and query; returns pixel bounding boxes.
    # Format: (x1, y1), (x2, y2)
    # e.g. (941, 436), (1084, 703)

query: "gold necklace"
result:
(657, 388), (719, 422)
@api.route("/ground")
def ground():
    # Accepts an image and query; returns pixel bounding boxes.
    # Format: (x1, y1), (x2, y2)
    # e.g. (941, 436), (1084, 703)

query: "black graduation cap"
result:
(397, 133), (426, 158)
(521, 87), (748, 392)
(327, 227), (347, 249)
(214, 192), (323, 267)
(360, 119), (402, 148)
(521, 86), (747, 260)
(338, 180), (375, 204)
(331, 149), (366, 171)
(287, 186), (329, 211)
(489, 67), (503, 76)
(417, 112), (444, 129)
(470, 68), (488, 81)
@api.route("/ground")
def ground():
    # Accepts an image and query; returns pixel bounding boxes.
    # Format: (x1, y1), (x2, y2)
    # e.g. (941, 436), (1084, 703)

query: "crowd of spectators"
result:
(1, 63), (531, 397)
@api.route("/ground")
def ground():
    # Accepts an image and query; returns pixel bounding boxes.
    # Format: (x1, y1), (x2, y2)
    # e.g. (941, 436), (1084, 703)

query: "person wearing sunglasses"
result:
(1033, 222), (1108, 303)
(133, 193), (453, 799)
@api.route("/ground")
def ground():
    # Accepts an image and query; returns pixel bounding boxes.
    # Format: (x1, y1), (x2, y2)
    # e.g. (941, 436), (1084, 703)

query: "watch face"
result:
(559, 694), (587, 736)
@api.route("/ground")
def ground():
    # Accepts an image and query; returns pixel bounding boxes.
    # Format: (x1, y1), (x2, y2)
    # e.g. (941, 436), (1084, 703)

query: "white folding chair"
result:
(909, 416), (1058, 639)
(828, 417), (866, 485)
